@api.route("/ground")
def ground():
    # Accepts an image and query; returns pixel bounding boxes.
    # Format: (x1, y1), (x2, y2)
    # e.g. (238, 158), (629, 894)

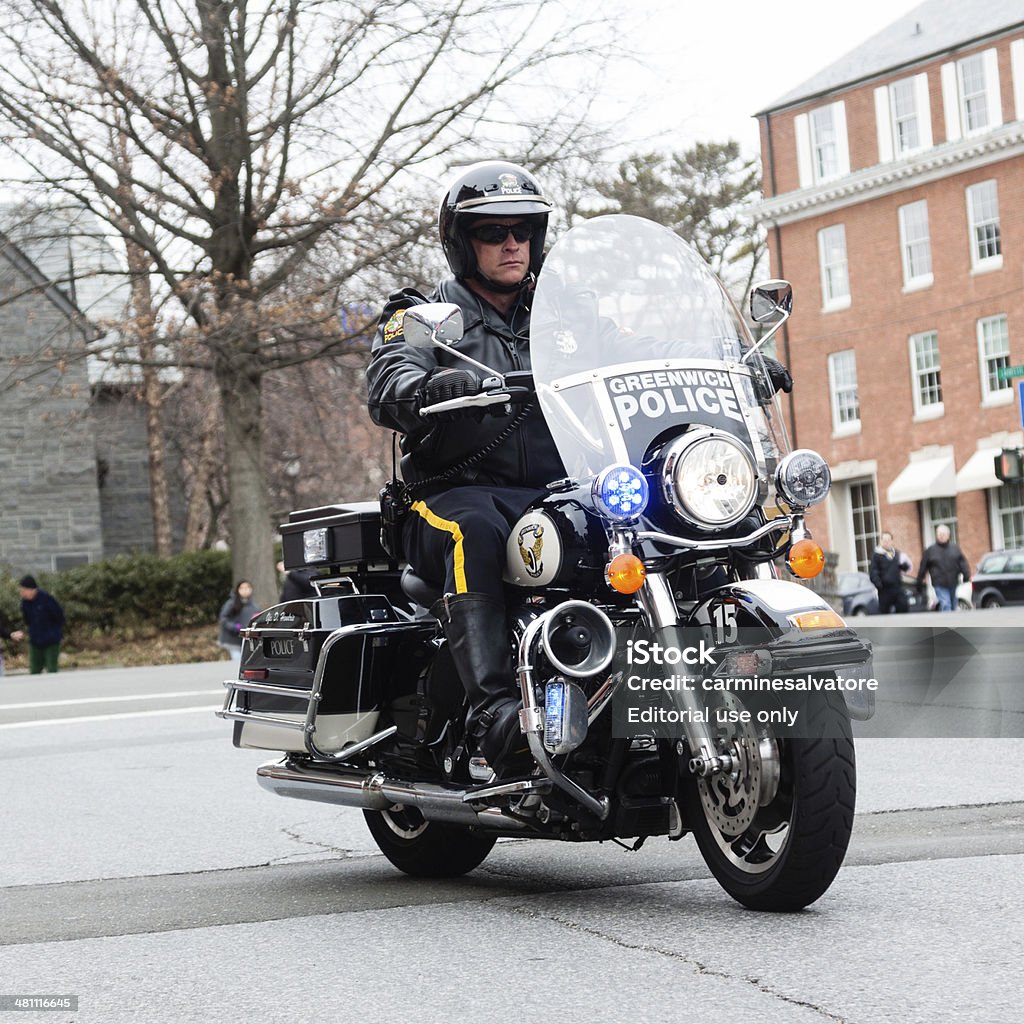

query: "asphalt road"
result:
(1, 643), (1023, 1023)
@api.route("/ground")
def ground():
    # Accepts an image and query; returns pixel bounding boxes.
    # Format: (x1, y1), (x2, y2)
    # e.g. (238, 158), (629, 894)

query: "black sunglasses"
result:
(468, 222), (536, 244)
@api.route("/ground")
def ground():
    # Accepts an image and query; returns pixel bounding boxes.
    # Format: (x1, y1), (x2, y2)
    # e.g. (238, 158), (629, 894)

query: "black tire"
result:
(981, 593), (1003, 609)
(363, 806), (497, 877)
(683, 692), (856, 912)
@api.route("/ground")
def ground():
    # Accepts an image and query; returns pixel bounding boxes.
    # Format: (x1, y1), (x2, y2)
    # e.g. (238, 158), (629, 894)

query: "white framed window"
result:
(977, 314), (1012, 405)
(923, 497), (958, 546)
(1013, 39), (1024, 122)
(961, 54), (990, 131)
(966, 180), (1002, 272)
(875, 74), (932, 162)
(828, 350), (860, 436)
(909, 331), (943, 419)
(818, 224), (851, 311)
(811, 105), (839, 180)
(849, 480), (880, 574)
(995, 481), (1024, 548)
(898, 200), (933, 290)
(794, 101), (850, 187)
(941, 49), (1002, 141)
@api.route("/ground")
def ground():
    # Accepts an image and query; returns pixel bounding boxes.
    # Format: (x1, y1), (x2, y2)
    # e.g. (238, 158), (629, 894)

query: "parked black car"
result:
(838, 571), (931, 616)
(969, 549), (1024, 608)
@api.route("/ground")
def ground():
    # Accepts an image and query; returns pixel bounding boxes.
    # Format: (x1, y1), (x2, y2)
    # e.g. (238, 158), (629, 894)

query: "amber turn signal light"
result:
(607, 553), (647, 594)
(787, 538), (825, 579)
(788, 609), (846, 630)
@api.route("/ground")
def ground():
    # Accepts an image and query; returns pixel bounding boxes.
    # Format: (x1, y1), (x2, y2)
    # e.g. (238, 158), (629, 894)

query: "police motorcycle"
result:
(219, 215), (873, 911)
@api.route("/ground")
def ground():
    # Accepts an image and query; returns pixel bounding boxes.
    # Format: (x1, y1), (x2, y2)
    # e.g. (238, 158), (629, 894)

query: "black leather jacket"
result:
(366, 277), (564, 489)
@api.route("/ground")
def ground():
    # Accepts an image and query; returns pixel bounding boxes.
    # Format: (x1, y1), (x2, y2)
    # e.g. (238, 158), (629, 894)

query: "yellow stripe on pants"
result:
(410, 500), (467, 593)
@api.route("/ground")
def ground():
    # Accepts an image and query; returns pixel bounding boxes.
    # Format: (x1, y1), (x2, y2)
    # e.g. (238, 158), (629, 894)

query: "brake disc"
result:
(697, 692), (762, 837)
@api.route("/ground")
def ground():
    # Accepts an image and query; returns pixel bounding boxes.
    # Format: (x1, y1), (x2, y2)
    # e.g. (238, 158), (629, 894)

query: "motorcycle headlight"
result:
(775, 449), (831, 508)
(662, 429), (757, 529)
(593, 463), (649, 521)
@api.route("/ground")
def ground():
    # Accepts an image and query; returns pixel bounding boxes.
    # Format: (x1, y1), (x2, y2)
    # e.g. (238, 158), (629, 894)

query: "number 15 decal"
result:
(710, 602), (737, 644)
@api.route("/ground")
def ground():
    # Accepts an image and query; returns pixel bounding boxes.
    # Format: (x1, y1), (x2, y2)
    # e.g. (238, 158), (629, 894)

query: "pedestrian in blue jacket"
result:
(12, 575), (65, 674)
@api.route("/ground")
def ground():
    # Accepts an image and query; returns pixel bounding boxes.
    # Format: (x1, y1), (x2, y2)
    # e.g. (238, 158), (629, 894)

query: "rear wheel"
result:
(683, 692), (855, 911)
(363, 806), (497, 877)
(981, 593), (1003, 609)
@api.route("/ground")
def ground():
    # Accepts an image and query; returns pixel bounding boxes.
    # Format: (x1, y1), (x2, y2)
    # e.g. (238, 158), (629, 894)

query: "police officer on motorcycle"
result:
(367, 160), (794, 777)
(367, 160), (561, 776)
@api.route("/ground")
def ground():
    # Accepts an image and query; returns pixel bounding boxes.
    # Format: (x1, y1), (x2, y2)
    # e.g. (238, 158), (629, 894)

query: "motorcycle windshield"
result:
(531, 215), (790, 485)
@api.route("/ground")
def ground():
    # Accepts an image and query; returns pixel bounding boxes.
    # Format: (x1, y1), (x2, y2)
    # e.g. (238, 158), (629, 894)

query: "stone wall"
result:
(91, 388), (156, 557)
(0, 250), (104, 573)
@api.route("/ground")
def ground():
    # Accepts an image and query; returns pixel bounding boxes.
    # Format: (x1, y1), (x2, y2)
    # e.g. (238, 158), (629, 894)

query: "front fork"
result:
(637, 573), (734, 778)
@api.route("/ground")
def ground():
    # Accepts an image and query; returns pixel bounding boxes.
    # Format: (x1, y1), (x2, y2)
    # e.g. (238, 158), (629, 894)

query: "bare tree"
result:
(584, 142), (767, 307)
(0, 0), (613, 604)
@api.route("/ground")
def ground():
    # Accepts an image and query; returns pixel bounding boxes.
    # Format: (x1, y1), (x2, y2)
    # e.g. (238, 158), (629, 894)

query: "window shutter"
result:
(941, 62), (962, 141)
(794, 112), (812, 188)
(982, 48), (1003, 126)
(833, 101), (850, 176)
(875, 86), (893, 163)
(1012, 39), (1024, 121)
(914, 73), (933, 149)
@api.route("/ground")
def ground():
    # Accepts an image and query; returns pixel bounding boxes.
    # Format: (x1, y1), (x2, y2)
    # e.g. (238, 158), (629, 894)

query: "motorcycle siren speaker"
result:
(540, 600), (616, 678)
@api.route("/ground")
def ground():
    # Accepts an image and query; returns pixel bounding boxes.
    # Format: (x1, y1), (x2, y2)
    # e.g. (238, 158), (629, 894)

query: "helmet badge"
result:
(498, 173), (522, 195)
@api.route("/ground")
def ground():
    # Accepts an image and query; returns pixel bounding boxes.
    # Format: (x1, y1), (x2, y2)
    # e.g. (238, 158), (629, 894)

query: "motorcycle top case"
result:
(281, 501), (392, 572)
(231, 592), (425, 753)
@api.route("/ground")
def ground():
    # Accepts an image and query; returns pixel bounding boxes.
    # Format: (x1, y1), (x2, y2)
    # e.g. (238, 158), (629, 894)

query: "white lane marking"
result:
(0, 706), (219, 729)
(0, 690), (224, 711)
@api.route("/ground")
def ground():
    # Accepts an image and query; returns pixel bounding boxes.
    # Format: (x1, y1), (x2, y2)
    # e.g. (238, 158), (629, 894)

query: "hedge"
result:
(0, 549), (233, 643)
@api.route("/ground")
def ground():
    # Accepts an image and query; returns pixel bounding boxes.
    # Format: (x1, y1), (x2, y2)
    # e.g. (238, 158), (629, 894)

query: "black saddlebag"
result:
(221, 592), (434, 754)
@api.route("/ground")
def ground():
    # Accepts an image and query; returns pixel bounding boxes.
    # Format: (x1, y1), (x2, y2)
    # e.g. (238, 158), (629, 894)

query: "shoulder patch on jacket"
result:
(382, 308), (407, 343)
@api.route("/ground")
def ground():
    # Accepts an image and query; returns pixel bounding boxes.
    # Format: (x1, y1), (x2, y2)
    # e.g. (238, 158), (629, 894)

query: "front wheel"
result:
(363, 806), (497, 877)
(683, 692), (856, 911)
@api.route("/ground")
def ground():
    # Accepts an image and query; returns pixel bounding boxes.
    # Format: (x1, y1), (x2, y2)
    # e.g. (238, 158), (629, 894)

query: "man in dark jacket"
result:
(917, 525), (970, 612)
(869, 531), (912, 614)
(12, 575), (65, 673)
(367, 160), (559, 775)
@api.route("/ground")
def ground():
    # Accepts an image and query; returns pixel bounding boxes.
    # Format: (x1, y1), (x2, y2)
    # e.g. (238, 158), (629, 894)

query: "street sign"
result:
(996, 364), (1024, 382)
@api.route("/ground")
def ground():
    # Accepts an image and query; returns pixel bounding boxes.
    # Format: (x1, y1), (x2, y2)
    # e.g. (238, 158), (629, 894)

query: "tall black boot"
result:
(432, 592), (529, 775)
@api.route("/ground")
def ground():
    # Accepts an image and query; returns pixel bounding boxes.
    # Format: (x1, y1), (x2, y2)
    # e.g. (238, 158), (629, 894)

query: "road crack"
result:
(503, 904), (851, 1023)
(269, 825), (372, 863)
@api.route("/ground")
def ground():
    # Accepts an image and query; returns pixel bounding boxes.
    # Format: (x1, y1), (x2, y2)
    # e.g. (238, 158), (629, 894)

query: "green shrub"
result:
(1, 549), (233, 643)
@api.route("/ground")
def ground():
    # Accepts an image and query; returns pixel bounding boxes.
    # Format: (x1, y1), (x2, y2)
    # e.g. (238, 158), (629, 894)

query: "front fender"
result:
(684, 578), (875, 720)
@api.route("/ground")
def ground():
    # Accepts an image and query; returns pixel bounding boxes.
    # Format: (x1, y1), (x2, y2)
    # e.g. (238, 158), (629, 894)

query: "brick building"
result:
(757, 0), (1024, 574)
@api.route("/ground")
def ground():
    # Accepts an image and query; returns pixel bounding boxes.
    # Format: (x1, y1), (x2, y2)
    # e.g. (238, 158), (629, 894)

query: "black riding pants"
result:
(403, 485), (544, 600)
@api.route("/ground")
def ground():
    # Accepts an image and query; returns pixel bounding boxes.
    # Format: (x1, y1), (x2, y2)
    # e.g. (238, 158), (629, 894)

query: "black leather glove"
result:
(419, 367), (480, 418)
(763, 356), (793, 394)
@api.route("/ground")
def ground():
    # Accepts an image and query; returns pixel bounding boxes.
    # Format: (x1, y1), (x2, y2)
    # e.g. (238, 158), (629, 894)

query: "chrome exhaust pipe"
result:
(255, 759), (527, 830)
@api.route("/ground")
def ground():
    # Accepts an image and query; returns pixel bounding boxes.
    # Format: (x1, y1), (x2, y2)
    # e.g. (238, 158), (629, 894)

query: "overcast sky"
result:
(602, 0), (928, 157)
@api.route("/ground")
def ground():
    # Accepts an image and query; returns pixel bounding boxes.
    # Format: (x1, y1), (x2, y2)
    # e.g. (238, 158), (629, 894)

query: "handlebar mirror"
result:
(750, 280), (793, 324)
(402, 303), (465, 348)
